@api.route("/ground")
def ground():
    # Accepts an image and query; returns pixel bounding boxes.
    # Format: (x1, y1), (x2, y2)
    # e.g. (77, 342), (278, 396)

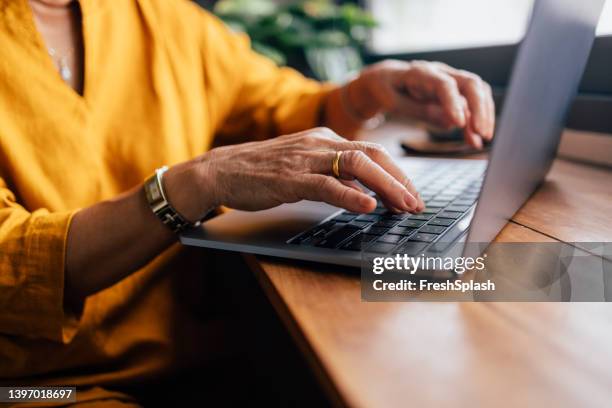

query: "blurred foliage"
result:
(214, 0), (377, 67)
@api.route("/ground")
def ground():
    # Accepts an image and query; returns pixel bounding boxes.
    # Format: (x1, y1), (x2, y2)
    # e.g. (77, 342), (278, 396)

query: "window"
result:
(365, 0), (612, 54)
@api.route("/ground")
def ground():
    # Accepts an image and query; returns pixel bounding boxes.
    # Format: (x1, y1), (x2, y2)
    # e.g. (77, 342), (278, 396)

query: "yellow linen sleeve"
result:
(0, 178), (80, 343)
(195, 7), (337, 143)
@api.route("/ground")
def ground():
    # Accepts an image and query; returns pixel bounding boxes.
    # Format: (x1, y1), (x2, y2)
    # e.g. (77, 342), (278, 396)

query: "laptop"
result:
(181, 0), (605, 273)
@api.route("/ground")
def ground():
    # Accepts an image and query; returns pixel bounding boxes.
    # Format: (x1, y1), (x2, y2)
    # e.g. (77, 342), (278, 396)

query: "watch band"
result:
(144, 166), (205, 233)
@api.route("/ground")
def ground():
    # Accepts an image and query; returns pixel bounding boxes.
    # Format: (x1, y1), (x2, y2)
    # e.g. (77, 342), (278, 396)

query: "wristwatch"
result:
(144, 166), (210, 233)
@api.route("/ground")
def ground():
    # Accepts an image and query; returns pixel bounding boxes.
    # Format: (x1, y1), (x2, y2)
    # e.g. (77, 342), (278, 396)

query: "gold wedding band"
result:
(332, 151), (343, 178)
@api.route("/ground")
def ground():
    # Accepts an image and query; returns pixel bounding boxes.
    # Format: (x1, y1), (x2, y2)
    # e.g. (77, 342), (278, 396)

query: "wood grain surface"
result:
(247, 123), (612, 407)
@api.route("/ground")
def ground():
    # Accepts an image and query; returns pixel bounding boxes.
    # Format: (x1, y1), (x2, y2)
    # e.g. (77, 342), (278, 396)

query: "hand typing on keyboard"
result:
(166, 127), (425, 220)
(290, 161), (485, 253)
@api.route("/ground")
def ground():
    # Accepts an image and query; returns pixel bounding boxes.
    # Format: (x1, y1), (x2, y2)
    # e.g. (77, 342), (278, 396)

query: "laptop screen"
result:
(465, 0), (606, 246)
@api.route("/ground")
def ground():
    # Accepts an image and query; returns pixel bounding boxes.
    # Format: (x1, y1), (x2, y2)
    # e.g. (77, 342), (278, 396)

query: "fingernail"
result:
(416, 192), (425, 211)
(474, 136), (483, 150)
(455, 106), (466, 125)
(478, 123), (489, 138)
(404, 191), (417, 211)
(360, 195), (376, 210)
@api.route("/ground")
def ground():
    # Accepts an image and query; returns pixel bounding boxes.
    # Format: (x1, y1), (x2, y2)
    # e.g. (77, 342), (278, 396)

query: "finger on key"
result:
(296, 175), (376, 213)
(340, 141), (424, 211)
(337, 150), (417, 212)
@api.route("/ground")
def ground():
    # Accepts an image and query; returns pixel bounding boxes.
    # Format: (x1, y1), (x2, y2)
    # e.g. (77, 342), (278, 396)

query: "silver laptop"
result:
(181, 0), (605, 271)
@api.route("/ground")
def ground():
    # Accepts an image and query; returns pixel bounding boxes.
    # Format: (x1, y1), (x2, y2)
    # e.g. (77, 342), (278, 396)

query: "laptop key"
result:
(453, 199), (476, 206)
(333, 213), (357, 223)
(419, 225), (446, 234)
(361, 234), (378, 243)
(364, 226), (389, 236)
(429, 213), (473, 254)
(409, 214), (434, 221)
(366, 242), (398, 254)
(351, 233), (378, 245)
(399, 219), (426, 228)
(428, 218), (454, 227)
(426, 201), (451, 208)
(446, 205), (471, 212)
(373, 219), (399, 228)
(380, 213), (407, 221)
(435, 195), (457, 201)
(349, 220), (374, 228)
(378, 234), (404, 244)
(460, 193), (479, 200)
(316, 225), (361, 248)
(397, 241), (428, 256)
(437, 211), (463, 220)
(305, 221), (336, 239)
(389, 226), (417, 236)
(422, 207), (441, 214)
(357, 214), (379, 222)
(409, 233), (438, 243)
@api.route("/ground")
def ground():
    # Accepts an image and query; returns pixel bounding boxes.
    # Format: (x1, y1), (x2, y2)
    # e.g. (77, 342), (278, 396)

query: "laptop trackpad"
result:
(181, 201), (340, 245)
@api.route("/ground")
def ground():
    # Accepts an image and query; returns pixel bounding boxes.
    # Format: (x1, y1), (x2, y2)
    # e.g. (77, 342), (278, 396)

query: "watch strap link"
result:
(144, 166), (202, 233)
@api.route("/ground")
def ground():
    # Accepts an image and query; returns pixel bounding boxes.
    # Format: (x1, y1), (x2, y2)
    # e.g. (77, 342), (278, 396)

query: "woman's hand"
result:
(344, 60), (496, 149)
(66, 129), (425, 299)
(164, 128), (425, 220)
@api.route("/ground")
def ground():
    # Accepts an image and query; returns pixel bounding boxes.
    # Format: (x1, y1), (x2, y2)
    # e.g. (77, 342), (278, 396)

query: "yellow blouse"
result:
(0, 0), (331, 398)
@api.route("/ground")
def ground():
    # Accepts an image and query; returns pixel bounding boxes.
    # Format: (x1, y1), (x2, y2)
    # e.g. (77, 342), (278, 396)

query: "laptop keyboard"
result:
(288, 161), (486, 255)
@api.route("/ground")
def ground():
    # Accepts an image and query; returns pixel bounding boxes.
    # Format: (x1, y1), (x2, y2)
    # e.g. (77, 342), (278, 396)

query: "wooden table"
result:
(247, 123), (612, 408)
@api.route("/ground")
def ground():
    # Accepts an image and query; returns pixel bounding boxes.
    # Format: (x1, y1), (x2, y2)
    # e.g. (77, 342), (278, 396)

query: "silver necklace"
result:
(48, 47), (72, 82)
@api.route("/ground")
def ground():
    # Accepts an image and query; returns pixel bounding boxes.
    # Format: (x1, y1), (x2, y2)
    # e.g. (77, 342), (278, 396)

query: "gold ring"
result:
(332, 151), (343, 178)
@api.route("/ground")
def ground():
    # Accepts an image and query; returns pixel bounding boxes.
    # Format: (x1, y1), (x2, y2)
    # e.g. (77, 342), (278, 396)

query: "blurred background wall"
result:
(192, 0), (612, 133)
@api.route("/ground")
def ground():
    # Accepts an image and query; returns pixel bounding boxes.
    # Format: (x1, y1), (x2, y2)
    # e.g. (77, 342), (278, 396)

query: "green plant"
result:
(214, 0), (377, 80)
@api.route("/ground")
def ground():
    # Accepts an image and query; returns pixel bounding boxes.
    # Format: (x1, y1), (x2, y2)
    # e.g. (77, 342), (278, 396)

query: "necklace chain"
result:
(28, 0), (76, 84)
(47, 47), (73, 82)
